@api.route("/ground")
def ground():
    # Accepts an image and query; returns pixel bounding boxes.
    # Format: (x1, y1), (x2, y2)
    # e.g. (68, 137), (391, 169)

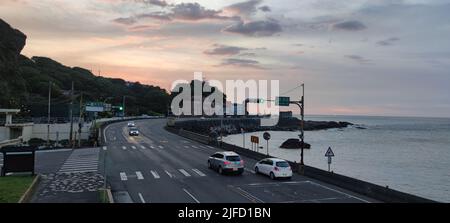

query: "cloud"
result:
(146, 0), (167, 7)
(333, 20), (367, 31)
(204, 44), (249, 56)
(218, 58), (267, 69)
(376, 37), (400, 46)
(259, 6), (271, 12)
(169, 2), (227, 21)
(345, 55), (372, 64)
(115, 2), (231, 25)
(112, 17), (137, 25)
(224, 0), (263, 17)
(137, 12), (172, 21)
(223, 19), (282, 37)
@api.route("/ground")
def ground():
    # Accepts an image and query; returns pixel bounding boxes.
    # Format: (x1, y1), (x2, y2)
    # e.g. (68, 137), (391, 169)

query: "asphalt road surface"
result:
(102, 119), (377, 203)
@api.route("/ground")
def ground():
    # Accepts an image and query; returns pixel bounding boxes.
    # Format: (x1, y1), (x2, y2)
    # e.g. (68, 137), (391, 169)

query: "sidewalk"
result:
(30, 172), (104, 203)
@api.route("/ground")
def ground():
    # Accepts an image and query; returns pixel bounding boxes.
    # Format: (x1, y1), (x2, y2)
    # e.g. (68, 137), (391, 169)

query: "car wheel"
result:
(254, 167), (259, 174)
(208, 161), (212, 169)
(218, 166), (223, 175)
(270, 172), (276, 180)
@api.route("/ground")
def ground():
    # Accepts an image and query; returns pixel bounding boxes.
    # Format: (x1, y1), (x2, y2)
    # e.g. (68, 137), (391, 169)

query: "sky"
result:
(1, 0), (450, 117)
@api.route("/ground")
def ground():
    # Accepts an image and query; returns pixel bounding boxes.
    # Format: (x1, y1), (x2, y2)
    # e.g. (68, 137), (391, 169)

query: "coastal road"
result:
(101, 119), (377, 203)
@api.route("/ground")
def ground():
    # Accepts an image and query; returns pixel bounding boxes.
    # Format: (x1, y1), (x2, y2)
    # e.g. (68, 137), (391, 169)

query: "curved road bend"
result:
(101, 119), (378, 203)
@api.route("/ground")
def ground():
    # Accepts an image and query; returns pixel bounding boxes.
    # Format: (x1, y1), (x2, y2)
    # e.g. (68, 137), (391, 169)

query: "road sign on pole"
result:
(263, 132), (271, 156)
(325, 147), (334, 172)
(275, 96), (290, 106)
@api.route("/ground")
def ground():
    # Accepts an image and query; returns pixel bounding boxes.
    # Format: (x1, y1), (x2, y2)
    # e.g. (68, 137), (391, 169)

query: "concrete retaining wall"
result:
(167, 126), (436, 203)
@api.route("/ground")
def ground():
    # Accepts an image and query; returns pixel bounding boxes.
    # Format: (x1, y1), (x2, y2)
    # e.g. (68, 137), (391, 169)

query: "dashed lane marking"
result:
(192, 169), (206, 177)
(178, 169), (191, 177)
(151, 170), (160, 179)
(136, 171), (144, 180)
(120, 172), (128, 181)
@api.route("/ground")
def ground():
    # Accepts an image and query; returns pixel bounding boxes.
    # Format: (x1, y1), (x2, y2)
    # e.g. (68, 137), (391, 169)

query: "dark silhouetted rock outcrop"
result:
(280, 138), (311, 149)
(0, 19), (28, 108)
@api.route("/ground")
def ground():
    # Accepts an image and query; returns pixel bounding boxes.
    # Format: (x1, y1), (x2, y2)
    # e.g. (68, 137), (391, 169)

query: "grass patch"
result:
(99, 189), (110, 203)
(0, 175), (35, 203)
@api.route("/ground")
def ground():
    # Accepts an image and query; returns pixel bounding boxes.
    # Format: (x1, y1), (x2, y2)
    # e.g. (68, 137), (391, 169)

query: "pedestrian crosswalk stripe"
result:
(122, 146), (127, 150)
(192, 169), (206, 177)
(151, 170), (160, 179)
(141, 145), (146, 149)
(150, 145), (155, 149)
(58, 148), (99, 173)
(178, 169), (191, 177)
(120, 172), (128, 181)
(136, 171), (144, 180)
(131, 145), (137, 149)
(158, 145), (164, 149)
(165, 170), (173, 178)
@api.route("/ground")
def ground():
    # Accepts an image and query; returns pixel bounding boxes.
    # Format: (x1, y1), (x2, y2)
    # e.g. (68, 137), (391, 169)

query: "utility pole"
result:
(122, 96), (126, 119)
(69, 81), (74, 147)
(78, 92), (83, 147)
(47, 81), (52, 146)
(299, 83), (305, 173)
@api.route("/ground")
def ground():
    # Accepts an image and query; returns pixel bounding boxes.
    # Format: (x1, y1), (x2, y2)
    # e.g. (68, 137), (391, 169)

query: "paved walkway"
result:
(31, 148), (105, 203)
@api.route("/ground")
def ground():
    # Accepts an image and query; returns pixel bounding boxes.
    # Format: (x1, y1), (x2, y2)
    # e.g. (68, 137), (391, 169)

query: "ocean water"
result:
(222, 115), (450, 202)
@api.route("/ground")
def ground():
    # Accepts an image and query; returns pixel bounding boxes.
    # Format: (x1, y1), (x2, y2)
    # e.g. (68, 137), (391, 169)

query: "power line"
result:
(280, 84), (304, 96)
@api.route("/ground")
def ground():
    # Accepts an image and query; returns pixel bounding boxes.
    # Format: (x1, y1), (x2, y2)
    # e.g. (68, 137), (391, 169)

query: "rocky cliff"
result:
(0, 19), (28, 108)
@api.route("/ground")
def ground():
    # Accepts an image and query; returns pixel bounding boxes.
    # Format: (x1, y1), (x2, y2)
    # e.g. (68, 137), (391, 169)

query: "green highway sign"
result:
(276, 96), (290, 106)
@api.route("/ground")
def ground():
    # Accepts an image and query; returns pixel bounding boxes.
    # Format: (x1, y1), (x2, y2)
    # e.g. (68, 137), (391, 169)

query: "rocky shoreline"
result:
(171, 117), (354, 137)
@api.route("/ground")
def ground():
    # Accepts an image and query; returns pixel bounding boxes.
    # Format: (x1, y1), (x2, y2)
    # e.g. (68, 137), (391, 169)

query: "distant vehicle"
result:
(128, 127), (139, 136)
(127, 122), (135, 127)
(208, 151), (244, 175)
(254, 158), (292, 180)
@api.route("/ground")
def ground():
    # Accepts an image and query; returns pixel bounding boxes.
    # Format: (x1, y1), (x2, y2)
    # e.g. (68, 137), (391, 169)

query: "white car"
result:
(127, 122), (136, 127)
(254, 158), (292, 180)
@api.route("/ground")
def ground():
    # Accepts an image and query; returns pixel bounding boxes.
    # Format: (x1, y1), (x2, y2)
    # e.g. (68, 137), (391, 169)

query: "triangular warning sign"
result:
(325, 147), (335, 157)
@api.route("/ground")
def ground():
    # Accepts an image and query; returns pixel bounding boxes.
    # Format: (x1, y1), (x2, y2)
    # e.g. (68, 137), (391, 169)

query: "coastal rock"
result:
(0, 19), (26, 68)
(0, 19), (28, 108)
(280, 138), (311, 149)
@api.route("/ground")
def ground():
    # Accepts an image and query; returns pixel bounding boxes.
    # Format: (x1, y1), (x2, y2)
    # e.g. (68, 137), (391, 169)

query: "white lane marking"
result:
(140, 145), (146, 149)
(131, 145), (137, 150)
(138, 193), (146, 203)
(178, 169), (191, 177)
(103, 123), (112, 143)
(244, 168), (256, 174)
(120, 172), (128, 181)
(307, 181), (371, 203)
(183, 189), (200, 203)
(122, 146), (127, 150)
(158, 145), (164, 149)
(136, 171), (144, 180)
(165, 170), (173, 178)
(207, 146), (214, 149)
(151, 170), (160, 179)
(192, 169), (206, 177)
(103, 146), (107, 151)
(150, 145), (155, 149)
(191, 145), (198, 149)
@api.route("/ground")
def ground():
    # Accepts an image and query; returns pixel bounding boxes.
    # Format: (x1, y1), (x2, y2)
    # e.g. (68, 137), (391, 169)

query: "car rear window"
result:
(276, 161), (290, 167)
(226, 156), (241, 161)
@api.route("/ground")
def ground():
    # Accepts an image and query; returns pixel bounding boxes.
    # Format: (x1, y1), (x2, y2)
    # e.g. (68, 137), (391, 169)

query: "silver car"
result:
(208, 151), (244, 175)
